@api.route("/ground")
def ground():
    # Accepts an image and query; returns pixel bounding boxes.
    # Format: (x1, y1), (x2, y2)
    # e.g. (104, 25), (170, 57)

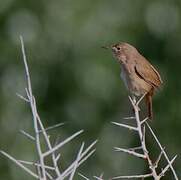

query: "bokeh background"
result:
(0, 0), (181, 179)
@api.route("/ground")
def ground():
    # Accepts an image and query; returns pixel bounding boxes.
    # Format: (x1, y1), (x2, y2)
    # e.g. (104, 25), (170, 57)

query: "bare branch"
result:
(43, 130), (84, 157)
(159, 155), (177, 178)
(0, 151), (39, 179)
(131, 96), (159, 179)
(20, 36), (46, 179)
(94, 176), (104, 180)
(18, 160), (55, 170)
(16, 93), (29, 102)
(114, 147), (146, 159)
(154, 149), (164, 168)
(78, 149), (96, 168)
(112, 122), (138, 131)
(142, 125), (146, 150)
(128, 96), (135, 106)
(146, 122), (178, 180)
(20, 36), (33, 98)
(136, 92), (147, 106)
(94, 173), (104, 180)
(78, 173), (90, 180)
(60, 149), (96, 179)
(38, 122), (64, 134)
(25, 88), (30, 99)
(35, 109), (62, 178)
(55, 153), (61, 162)
(2, 36), (97, 180)
(69, 143), (85, 180)
(123, 116), (135, 120)
(112, 173), (152, 179)
(60, 140), (97, 179)
(141, 117), (148, 125)
(19, 130), (35, 141)
(45, 172), (53, 180)
(128, 146), (142, 151)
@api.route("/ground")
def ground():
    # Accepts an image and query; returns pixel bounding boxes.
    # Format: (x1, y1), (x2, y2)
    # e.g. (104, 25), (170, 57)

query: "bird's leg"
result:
(145, 89), (154, 120)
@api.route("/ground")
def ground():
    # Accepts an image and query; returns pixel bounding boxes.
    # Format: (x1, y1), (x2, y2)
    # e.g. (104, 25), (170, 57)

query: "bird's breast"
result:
(120, 68), (128, 89)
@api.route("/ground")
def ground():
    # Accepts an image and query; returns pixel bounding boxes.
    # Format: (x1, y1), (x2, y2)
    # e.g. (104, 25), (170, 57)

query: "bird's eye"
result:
(117, 47), (120, 50)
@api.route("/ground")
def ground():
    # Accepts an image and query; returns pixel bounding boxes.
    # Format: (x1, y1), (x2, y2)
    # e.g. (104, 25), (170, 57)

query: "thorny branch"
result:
(0, 36), (96, 180)
(0, 36), (178, 180)
(112, 95), (178, 180)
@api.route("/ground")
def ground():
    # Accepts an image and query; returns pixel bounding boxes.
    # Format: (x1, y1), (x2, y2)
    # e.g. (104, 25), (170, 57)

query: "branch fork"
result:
(0, 36), (97, 180)
(112, 94), (178, 180)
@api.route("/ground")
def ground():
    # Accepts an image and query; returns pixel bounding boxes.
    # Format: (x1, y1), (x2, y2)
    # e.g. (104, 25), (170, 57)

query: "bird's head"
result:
(103, 42), (138, 64)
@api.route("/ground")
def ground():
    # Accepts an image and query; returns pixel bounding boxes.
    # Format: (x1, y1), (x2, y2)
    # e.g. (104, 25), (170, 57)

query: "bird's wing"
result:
(134, 56), (162, 88)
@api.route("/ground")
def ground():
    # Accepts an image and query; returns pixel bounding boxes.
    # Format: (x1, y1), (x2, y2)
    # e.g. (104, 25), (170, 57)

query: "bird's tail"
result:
(145, 88), (154, 120)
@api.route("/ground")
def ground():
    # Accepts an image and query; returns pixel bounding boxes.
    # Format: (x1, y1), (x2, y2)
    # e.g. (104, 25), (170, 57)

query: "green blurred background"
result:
(0, 0), (181, 179)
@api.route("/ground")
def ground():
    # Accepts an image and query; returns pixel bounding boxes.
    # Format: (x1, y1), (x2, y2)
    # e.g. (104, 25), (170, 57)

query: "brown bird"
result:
(104, 42), (162, 119)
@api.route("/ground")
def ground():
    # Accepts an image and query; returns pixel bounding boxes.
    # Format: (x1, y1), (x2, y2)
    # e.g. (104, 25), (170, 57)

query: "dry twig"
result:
(0, 36), (96, 180)
(112, 95), (178, 180)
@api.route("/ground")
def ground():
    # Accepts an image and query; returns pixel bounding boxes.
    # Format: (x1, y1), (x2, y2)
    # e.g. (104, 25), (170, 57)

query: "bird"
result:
(103, 42), (162, 119)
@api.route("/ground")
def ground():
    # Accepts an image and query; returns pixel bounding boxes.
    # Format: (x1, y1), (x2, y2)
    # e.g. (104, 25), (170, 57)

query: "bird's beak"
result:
(101, 45), (110, 50)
